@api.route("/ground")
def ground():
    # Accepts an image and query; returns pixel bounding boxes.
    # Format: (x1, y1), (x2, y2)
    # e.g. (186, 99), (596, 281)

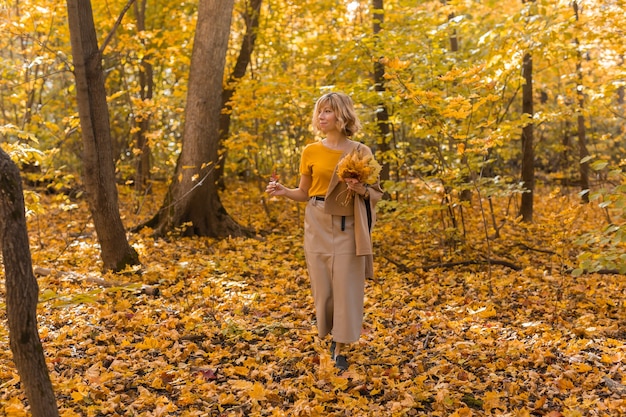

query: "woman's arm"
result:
(266, 174), (311, 202)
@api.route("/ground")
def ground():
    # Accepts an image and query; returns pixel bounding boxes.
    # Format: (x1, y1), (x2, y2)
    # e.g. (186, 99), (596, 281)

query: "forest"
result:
(1, 0), (625, 415)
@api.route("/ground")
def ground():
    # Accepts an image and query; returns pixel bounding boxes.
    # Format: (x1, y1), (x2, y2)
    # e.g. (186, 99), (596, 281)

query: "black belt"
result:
(314, 196), (325, 201)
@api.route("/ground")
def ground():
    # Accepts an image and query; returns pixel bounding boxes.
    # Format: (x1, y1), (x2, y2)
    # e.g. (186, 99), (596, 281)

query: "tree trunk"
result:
(145, 0), (254, 238)
(573, 1), (590, 202)
(217, 0), (263, 190)
(0, 149), (59, 417)
(66, 0), (140, 271)
(518, 0), (535, 222)
(443, 0), (472, 202)
(133, 0), (154, 193)
(372, 0), (391, 183)
(618, 54), (625, 106)
(520, 51), (534, 222)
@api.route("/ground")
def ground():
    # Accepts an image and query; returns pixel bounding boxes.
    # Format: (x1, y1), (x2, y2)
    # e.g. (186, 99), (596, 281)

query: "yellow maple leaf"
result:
(572, 362), (593, 373)
(556, 377), (574, 392)
(3, 397), (27, 416)
(248, 382), (267, 401)
(483, 391), (502, 411)
(150, 376), (165, 390)
(229, 379), (253, 390)
(71, 390), (86, 402)
(233, 365), (249, 376)
(136, 336), (170, 350)
(449, 407), (473, 417)
(329, 374), (349, 391)
(217, 392), (237, 405)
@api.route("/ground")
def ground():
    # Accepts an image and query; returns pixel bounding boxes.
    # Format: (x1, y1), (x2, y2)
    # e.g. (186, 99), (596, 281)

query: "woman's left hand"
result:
(345, 178), (367, 196)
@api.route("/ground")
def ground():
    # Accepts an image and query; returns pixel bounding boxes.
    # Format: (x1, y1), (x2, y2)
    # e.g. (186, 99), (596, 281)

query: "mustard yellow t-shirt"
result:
(299, 142), (344, 197)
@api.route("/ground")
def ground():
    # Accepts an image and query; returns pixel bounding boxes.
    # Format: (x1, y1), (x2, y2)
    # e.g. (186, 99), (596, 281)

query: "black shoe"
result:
(334, 354), (349, 371)
(330, 341), (336, 357)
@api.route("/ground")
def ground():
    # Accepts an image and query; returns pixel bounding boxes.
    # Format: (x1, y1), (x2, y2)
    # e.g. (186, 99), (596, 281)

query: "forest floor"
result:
(0, 181), (625, 416)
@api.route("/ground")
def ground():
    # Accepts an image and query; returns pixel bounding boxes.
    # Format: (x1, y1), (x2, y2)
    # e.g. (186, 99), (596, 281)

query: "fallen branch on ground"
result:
(34, 267), (159, 296)
(382, 256), (521, 272)
(422, 259), (521, 271)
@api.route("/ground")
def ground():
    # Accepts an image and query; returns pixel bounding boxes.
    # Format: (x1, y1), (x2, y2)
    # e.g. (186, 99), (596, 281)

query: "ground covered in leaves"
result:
(1, 182), (625, 416)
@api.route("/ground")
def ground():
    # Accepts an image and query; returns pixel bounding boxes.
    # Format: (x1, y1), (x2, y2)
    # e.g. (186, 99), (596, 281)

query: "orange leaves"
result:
(482, 390), (503, 412)
(336, 147), (382, 185)
(379, 57), (410, 71)
(1, 186), (626, 415)
(2, 397), (28, 416)
(135, 336), (171, 351)
(442, 96), (472, 120)
(228, 380), (267, 401)
(467, 304), (497, 319)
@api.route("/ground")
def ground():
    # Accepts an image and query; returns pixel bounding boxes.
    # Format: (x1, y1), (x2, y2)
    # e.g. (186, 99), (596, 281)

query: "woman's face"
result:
(317, 105), (338, 133)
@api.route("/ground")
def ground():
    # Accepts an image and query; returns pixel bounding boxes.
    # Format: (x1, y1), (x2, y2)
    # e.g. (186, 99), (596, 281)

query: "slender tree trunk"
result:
(520, 51), (535, 222)
(134, 0), (153, 193)
(145, 0), (253, 238)
(217, 0), (263, 190)
(573, 0), (590, 202)
(372, 0), (391, 183)
(443, 0), (472, 202)
(618, 54), (625, 106)
(519, 0), (535, 222)
(560, 120), (571, 175)
(66, 0), (140, 271)
(0, 149), (59, 417)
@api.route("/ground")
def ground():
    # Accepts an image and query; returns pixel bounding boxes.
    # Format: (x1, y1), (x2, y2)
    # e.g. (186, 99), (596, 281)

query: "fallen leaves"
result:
(0, 184), (625, 416)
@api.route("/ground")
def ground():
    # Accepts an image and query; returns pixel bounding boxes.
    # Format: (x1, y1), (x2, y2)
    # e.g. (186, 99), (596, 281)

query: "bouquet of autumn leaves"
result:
(336, 147), (382, 206)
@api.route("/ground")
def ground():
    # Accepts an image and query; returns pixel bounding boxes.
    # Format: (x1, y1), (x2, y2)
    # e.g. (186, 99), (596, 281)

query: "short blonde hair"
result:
(312, 92), (362, 137)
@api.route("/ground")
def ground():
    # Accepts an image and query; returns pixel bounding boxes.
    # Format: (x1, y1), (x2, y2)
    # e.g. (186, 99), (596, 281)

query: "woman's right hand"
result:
(266, 181), (286, 197)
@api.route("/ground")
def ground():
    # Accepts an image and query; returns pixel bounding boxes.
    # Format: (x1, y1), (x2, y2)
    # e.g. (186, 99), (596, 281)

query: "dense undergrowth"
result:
(0, 181), (625, 416)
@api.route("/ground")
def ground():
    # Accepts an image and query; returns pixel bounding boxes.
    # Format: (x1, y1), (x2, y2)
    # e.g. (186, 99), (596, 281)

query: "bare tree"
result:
(0, 149), (59, 417)
(66, 0), (140, 270)
(144, 0), (254, 238)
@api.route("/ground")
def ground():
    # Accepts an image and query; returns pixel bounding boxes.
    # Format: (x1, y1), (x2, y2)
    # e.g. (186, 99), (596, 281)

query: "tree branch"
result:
(100, 0), (137, 54)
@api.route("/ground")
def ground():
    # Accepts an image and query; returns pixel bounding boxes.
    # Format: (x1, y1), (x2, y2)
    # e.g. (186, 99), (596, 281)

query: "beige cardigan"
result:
(323, 145), (383, 278)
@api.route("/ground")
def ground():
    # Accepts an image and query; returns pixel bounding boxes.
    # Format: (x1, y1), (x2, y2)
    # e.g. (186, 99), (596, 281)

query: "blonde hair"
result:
(312, 92), (362, 137)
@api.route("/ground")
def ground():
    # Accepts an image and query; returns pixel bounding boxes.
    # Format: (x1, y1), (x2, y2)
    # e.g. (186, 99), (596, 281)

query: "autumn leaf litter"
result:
(0, 185), (625, 416)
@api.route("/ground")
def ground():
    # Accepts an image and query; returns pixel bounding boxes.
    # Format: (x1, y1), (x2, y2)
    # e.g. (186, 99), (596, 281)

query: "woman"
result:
(266, 92), (383, 371)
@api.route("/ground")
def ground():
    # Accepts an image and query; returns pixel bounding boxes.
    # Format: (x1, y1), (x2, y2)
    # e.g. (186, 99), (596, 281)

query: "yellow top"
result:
(299, 142), (344, 197)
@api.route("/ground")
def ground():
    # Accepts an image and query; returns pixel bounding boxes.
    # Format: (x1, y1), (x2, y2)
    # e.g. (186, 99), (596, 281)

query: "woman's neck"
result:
(323, 132), (349, 149)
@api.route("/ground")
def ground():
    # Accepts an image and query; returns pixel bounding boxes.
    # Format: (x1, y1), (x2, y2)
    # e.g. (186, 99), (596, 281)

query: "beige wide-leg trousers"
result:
(304, 198), (365, 344)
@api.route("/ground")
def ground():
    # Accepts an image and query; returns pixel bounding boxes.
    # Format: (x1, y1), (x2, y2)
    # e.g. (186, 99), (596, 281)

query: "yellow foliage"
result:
(3, 397), (27, 416)
(336, 147), (382, 185)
